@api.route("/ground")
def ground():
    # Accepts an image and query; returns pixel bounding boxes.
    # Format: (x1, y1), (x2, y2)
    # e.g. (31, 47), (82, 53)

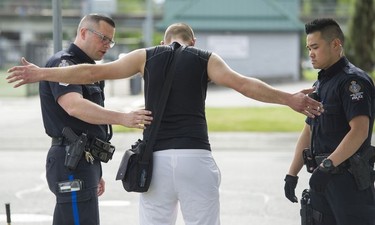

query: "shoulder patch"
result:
(58, 59), (70, 67)
(348, 80), (363, 101)
(58, 59), (71, 86)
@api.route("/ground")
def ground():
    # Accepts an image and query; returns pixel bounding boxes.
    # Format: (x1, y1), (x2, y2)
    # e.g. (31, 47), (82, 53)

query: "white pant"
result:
(139, 149), (221, 225)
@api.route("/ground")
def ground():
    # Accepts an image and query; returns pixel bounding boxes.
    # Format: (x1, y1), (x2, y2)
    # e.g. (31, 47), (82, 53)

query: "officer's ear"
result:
(331, 38), (342, 49)
(80, 28), (88, 40)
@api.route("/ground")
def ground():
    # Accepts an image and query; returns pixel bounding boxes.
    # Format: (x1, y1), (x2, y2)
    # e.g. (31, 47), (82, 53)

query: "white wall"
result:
(196, 32), (301, 81)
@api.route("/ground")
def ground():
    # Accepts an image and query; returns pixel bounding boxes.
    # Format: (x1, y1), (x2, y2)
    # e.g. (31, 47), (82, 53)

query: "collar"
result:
(318, 57), (348, 80)
(67, 43), (96, 64)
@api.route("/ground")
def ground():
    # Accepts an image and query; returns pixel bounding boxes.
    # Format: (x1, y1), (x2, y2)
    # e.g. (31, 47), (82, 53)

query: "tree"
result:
(346, 0), (375, 73)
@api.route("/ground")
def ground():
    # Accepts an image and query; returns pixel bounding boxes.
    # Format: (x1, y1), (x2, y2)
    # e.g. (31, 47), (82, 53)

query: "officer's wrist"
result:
(319, 158), (335, 173)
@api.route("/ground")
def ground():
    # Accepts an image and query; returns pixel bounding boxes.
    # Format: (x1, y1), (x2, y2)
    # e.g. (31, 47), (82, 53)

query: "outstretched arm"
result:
(7, 49), (146, 87)
(58, 92), (152, 129)
(207, 53), (323, 118)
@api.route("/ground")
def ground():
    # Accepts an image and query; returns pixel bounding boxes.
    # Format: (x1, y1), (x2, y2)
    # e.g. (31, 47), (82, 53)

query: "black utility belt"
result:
(51, 128), (115, 170)
(52, 136), (115, 161)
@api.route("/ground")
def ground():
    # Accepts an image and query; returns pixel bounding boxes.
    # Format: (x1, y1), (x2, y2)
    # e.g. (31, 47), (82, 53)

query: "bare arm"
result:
(58, 92), (152, 129)
(7, 49), (146, 87)
(328, 115), (369, 166)
(207, 53), (323, 117)
(287, 124), (311, 176)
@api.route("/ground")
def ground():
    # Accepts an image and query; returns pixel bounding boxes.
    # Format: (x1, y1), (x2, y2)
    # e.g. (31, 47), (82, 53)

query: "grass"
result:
(113, 106), (307, 133)
(0, 69), (28, 97)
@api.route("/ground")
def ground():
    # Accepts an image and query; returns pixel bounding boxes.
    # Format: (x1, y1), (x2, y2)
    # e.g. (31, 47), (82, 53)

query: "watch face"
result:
(323, 159), (333, 168)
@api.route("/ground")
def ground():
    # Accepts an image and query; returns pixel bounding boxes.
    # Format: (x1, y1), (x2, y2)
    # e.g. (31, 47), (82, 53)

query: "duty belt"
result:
(51, 137), (71, 146)
(51, 135), (115, 163)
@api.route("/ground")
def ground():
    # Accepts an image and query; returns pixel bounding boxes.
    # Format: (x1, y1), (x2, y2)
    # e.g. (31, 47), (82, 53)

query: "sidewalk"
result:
(0, 81), (313, 225)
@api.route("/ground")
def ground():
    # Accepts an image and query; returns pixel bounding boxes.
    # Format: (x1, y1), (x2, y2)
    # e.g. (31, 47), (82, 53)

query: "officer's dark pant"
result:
(310, 170), (375, 225)
(46, 145), (102, 225)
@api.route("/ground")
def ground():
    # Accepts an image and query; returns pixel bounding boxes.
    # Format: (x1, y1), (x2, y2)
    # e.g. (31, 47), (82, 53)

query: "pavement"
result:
(0, 81), (314, 225)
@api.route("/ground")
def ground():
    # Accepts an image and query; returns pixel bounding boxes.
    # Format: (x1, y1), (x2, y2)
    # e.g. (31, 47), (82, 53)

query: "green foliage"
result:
(346, 0), (375, 73)
(303, 69), (318, 81)
(117, 0), (146, 13)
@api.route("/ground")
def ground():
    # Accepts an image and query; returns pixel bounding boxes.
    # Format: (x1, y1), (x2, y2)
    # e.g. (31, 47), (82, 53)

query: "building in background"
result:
(158, 0), (304, 82)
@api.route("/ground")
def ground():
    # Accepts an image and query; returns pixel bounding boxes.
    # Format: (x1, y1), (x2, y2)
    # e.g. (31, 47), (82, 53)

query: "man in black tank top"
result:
(8, 23), (323, 225)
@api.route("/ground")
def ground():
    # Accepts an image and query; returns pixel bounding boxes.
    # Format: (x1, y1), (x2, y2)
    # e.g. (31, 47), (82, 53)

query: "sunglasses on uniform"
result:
(86, 28), (115, 48)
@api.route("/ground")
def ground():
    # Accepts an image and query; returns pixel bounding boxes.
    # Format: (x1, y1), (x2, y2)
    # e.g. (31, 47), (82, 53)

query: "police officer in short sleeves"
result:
(284, 18), (375, 225)
(40, 14), (115, 225)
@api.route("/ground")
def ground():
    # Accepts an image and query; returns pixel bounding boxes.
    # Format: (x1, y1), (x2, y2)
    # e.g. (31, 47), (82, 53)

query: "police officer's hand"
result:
(123, 109), (153, 129)
(97, 178), (105, 196)
(309, 167), (332, 192)
(284, 174), (298, 203)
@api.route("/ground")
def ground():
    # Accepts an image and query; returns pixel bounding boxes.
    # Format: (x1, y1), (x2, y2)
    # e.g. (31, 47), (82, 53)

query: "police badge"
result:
(349, 80), (363, 101)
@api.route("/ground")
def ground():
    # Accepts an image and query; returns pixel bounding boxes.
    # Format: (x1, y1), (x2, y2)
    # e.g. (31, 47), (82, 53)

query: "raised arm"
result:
(7, 49), (146, 87)
(207, 53), (323, 117)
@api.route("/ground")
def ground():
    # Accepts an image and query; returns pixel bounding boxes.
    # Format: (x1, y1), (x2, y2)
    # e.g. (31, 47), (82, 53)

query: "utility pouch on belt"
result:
(89, 138), (115, 163)
(303, 148), (317, 173)
(348, 146), (375, 191)
(300, 189), (313, 225)
(62, 127), (87, 170)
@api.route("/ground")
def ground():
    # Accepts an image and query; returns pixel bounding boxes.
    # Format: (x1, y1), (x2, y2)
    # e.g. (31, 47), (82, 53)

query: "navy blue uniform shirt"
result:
(40, 43), (111, 141)
(307, 57), (375, 155)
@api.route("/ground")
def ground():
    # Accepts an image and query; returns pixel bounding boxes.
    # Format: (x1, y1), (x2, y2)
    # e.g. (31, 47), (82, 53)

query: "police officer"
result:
(284, 18), (375, 225)
(40, 14), (152, 225)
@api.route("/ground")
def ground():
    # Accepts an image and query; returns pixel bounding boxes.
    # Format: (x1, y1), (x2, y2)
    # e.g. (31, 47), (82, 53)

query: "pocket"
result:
(84, 84), (104, 104)
(85, 85), (102, 95)
(56, 188), (94, 204)
(321, 103), (348, 133)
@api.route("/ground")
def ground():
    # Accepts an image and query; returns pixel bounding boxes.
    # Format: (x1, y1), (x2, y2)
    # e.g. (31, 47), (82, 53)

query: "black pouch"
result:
(89, 138), (115, 163)
(348, 154), (372, 190)
(115, 139), (153, 193)
(303, 148), (317, 173)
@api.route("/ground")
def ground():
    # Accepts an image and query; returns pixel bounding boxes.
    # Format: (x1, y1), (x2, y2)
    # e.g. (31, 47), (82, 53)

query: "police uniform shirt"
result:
(40, 43), (110, 141)
(307, 57), (375, 155)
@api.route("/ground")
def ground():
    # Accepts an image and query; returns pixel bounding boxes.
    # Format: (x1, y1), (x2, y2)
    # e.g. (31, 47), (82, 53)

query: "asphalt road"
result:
(0, 82), (315, 225)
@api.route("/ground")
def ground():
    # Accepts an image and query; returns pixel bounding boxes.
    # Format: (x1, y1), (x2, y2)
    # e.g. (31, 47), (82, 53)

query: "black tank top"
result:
(144, 42), (212, 151)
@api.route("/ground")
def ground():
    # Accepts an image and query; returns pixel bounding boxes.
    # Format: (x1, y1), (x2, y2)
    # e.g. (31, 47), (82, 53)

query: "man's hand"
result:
(6, 57), (40, 88)
(97, 178), (105, 196)
(288, 88), (324, 118)
(122, 109), (153, 129)
(284, 174), (298, 203)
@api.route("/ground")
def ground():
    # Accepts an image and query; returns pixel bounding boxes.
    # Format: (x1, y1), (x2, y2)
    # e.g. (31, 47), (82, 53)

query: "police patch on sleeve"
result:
(348, 80), (363, 101)
(58, 60), (70, 86)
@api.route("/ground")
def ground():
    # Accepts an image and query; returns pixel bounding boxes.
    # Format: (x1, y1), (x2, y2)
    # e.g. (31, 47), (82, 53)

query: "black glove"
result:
(284, 174), (298, 203)
(309, 167), (332, 192)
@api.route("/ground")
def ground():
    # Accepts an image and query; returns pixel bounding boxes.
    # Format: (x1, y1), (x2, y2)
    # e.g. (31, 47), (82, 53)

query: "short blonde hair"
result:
(164, 23), (195, 44)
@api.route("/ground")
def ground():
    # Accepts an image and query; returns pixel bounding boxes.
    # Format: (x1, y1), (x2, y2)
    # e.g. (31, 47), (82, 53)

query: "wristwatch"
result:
(321, 158), (335, 172)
